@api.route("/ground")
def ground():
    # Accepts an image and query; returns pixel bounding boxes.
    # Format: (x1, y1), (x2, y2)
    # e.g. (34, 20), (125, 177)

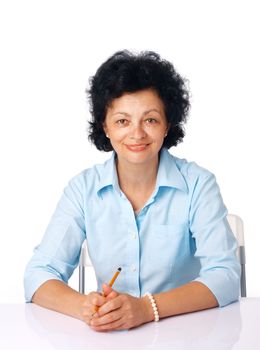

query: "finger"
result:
(102, 283), (113, 297)
(98, 296), (122, 316)
(83, 292), (104, 308)
(91, 317), (125, 332)
(91, 300), (104, 316)
(102, 283), (119, 301)
(82, 314), (92, 326)
(82, 303), (96, 325)
(92, 290), (119, 317)
(93, 295), (106, 307)
(90, 308), (121, 327)
(106, 290), (118, 300)
(82, 292), (106, 317)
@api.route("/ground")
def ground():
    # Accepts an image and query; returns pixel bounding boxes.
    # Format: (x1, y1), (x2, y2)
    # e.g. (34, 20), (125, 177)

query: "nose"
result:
(129, 122), (147, 140)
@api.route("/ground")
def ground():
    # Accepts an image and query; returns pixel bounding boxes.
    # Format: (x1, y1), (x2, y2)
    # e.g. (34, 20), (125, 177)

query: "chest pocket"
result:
(146, 223), (189, 265)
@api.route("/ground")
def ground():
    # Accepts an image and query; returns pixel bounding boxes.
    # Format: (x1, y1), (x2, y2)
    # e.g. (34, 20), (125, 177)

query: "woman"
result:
(24, 50), (240, 331)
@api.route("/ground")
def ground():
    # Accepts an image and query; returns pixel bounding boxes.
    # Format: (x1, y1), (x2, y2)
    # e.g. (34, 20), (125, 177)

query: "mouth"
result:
(125, 144), (149, 152)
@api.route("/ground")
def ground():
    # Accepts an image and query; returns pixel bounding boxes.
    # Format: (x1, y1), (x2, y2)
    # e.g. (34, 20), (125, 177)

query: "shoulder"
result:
(162, 148), (213, 179)
(169, 155), (223, 212)
(175, 157), (221, 204)
(166, 150), (217, 194)
(174, 155), (214, 181)
(66, 156), (112, 193)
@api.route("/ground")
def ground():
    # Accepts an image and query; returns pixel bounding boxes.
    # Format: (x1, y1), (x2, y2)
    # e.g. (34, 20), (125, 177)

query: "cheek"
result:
(147, 128), (166, 139)
(109, 129), (128, 142)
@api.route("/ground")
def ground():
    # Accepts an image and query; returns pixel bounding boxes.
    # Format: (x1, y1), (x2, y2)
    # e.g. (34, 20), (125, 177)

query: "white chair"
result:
(79, 214), (246, 297)
(78, 240), (94, 294)
(227, 213), (247, 297)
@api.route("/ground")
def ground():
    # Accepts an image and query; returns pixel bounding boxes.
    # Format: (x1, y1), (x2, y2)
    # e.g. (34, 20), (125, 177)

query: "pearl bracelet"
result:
(144, 292), (159, 322)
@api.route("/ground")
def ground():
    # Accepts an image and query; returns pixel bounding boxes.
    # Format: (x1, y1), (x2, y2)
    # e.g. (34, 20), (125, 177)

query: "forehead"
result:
(108, 89), (165, 112)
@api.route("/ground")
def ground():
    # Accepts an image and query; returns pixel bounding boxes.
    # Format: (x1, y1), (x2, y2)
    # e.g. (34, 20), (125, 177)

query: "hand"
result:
(89, 284), (152, 331)
(81, 285), (118, 326)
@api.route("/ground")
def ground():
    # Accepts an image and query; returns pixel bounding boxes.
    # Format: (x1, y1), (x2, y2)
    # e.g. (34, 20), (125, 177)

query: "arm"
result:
(32, 280), (87, 320)
(149, 281), (218, 320)
(89, 281), (218, 331)
(32, 279), (118, 322)
(24, 175), (87, 310)
(24, 173), (118, 322)
(189, 173), (240, 307)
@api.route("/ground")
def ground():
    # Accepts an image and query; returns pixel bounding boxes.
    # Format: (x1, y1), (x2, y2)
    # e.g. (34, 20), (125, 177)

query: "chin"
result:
(123, 151), (159, 165)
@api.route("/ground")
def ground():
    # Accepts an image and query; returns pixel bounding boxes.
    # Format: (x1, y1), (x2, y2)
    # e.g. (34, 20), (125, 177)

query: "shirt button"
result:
(131, 265), (136, 272)
(131, 232), (136, 239)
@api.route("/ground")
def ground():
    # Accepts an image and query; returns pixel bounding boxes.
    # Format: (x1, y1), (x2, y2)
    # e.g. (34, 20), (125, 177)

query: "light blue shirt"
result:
(24, 148), (240, 307)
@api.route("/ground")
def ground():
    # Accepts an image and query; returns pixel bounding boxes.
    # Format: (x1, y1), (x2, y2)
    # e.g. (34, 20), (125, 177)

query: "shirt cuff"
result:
(193, 269), (240, 307)
(24, 270), (64, 303)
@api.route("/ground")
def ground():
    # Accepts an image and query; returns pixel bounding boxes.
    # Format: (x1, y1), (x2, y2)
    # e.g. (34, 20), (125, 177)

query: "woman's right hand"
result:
(81, 285), (118, 326)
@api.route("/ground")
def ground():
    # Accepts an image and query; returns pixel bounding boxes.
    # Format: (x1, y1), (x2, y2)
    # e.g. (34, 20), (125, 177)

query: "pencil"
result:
(105, 267), (122, 292)
(93, 267), (122, 315)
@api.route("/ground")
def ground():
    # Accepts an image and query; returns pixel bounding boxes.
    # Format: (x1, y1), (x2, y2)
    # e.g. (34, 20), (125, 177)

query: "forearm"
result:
(144, 281), (219, 322)
(32, 279), (86, 320)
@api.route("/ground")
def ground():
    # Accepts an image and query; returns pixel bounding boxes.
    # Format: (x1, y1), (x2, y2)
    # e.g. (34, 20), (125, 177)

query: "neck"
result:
(116, 156), (159, 192)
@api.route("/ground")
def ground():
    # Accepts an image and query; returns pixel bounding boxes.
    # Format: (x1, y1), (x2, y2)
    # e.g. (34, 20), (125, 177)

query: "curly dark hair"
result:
(87, 50), (190, 151)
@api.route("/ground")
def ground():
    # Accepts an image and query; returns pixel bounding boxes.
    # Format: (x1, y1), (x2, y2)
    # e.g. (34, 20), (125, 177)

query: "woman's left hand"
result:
(89, 284), (152, 331)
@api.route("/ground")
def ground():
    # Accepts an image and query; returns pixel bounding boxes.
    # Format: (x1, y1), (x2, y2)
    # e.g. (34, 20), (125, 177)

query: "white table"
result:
(0, 298), (259, 349)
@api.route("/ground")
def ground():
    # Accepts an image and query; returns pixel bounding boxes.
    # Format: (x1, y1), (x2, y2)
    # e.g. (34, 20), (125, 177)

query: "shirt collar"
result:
(156, 148), (188, 193)
(96, 148), (188, 196)
(96, 152), (120, 195)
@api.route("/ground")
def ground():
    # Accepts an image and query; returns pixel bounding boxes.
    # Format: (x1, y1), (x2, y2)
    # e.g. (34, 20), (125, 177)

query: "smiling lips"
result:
(125, 144), (149, 152)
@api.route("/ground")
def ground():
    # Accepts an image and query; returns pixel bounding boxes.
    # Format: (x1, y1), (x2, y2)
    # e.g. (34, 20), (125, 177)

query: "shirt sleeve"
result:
(189, 172), (241, 307)
(23, 175), (86, 302)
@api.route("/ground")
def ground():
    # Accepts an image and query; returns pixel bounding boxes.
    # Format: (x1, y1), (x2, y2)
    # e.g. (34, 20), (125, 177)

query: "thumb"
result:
(102, 283), (118, 299)
(102, 283), (113, 296)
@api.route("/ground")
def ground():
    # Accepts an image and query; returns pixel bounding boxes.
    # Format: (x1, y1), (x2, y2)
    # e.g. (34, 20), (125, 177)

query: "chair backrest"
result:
(227, 214), (246, 297)
(78, 240), (93, 294)
(79, 214), (247, 297)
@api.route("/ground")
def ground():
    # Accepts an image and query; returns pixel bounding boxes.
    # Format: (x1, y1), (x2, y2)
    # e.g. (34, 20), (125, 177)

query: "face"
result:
(103, 89), (169, 167)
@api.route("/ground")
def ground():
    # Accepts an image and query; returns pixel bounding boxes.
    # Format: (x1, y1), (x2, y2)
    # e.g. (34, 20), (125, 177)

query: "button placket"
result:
(131, 264), (136, 272)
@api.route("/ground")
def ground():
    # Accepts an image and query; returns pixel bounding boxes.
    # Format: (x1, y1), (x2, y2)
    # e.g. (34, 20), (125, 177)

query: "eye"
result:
(145, 118), (157, 124)
(116, 119), (129, 126)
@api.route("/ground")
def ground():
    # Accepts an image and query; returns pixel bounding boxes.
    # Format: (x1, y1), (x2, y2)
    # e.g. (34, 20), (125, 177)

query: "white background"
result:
(0, 0), (259, 302)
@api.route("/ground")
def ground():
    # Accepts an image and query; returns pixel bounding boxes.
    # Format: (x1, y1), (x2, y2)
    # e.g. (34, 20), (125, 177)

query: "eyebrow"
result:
(111, 109), (162, 117)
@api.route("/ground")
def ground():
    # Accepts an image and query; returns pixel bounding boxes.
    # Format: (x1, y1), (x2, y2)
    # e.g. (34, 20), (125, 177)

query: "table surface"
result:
(0, 298), (259, 350)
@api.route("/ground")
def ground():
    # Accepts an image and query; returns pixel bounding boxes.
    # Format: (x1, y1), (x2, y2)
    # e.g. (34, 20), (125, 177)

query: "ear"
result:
(165, 123), (171, 136)
(103, 122), (108, 136)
